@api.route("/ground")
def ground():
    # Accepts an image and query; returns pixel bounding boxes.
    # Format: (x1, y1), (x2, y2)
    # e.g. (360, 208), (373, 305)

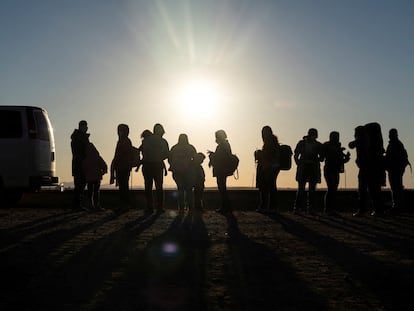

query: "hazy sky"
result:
(1, 0), (413, 189)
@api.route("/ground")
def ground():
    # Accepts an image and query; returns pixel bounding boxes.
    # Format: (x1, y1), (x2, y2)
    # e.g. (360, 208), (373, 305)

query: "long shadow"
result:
(0, 212), (84, 249)
(0, 211), (146, 310)
(223, 212), (329, 310)
(93, 210), (210, 311)
(270, 213), (414, 310)
(308, 214), (414, 259)
(1, 211), (162, 310)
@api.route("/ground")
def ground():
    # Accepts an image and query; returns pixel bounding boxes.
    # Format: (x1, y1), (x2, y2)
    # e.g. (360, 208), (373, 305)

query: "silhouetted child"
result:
(192, 152), (206, 211)
(82, 142), (107, 211)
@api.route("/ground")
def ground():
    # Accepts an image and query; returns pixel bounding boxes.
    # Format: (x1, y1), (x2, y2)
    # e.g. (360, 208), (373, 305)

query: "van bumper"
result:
(29, 176), (59, 190)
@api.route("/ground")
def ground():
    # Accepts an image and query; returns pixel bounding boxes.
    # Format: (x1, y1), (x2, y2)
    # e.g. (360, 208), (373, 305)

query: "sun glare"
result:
(176, 79), (221, 119)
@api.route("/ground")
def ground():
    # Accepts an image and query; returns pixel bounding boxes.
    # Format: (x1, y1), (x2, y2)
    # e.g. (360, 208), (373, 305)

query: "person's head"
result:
(78, 120), (88, 133)
(329, 131), (340, 144)
(141, 129), (152, 139)
(153, 123), (165, 136)
(117, 124), (129, 138)
(354, 125), (365, 140)
(307, 128), (318, 140)
(261, 126), (273, 140)
(178, 133), (189, 144)
(389, 128), (398, 141)
(194, 152), (206, 165)
(215, 130), (227, 144)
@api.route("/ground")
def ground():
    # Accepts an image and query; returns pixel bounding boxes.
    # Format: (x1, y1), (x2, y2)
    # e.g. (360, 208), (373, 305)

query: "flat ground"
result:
(0, 190), (413, 310)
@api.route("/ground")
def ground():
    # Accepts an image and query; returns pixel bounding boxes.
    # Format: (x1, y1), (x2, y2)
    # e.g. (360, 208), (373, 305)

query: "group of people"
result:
(254, 124), (409, 216)
(71, 121), (409, 216)
(71, 121), (235, 214)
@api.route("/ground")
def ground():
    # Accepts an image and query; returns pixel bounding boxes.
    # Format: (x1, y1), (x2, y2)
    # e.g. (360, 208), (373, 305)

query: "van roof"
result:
(0, 106), (46, 112)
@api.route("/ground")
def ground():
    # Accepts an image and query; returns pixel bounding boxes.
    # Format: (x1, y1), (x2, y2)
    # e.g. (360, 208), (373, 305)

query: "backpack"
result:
(279, 144), (292, 170)
(226, 154), (240, 178)
(130, 146), (141, 168)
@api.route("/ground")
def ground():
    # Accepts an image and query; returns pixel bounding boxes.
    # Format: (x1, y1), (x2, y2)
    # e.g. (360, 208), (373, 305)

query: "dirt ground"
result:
(0, 190), (413, 310)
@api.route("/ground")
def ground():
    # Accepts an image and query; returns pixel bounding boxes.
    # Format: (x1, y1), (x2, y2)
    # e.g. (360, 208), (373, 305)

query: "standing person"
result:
(168, 134), (197, 214)
(254, 126), (281, 212)
(71, 120), (89, 211)
(349, 123), (385, 216)
(208, 130), (233, 214)
(140, 123), (169, 214)
(385, 128), (409, 214)
(293, 128), (324, 214)
(110, 124), (133, 210)
(192, 152), (206, 212)
(322, 131), (350, 215)
(83, 142), (107, 211)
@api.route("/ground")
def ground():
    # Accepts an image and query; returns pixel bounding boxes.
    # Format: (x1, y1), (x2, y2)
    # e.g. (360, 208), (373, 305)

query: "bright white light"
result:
(176, 78), (221, 120)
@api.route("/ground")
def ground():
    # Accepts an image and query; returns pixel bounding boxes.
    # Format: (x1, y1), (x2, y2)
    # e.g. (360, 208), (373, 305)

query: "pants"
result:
(173, 172), (193, 210)
(143, 162), (164, 210)
(388, 170), (404, 210)
(216, 175), (230, 211)
(259, 167), (280, 210)
(358, 169), (383, 212)
(73, 175), (86, 208)
(117, 170), (131, 207)
(86, 181), (101, 208)
(324, 169), (340, 212)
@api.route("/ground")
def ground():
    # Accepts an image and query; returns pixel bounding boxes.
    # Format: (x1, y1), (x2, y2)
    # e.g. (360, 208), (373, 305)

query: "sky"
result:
(1, 0), (413, 190)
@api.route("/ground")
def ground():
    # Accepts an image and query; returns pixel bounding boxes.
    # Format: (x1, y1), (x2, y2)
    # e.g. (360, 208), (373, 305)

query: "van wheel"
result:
(0, 190), (24, 207)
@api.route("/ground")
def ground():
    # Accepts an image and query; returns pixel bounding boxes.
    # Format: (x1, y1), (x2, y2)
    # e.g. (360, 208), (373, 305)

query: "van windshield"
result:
(0, 110), (22, 138)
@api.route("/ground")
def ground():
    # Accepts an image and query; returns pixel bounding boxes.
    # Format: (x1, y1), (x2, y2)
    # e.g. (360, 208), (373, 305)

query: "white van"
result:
(0, 106), (58, 204)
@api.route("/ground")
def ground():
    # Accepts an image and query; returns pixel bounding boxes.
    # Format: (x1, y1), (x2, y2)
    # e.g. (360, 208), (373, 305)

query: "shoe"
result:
(370, 210), (376, 216)
(353, 210), (364, 217)
(144, 208), (154, 215)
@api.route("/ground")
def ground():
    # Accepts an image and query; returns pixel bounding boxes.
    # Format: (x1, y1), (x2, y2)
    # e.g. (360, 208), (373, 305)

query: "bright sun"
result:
(175, 79), (221, 119)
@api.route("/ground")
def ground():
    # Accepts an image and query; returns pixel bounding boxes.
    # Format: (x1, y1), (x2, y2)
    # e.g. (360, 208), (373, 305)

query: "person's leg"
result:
(154, 163), (165, 212)
(389, 171), (404, 212)
(73, 175), (86, 209)
(269, 168), (280, 211)
(118, 170), (130, 208)
(294, 180), (306, 212)
(217, 175), (230, 212)
(143, 164), (154, 212)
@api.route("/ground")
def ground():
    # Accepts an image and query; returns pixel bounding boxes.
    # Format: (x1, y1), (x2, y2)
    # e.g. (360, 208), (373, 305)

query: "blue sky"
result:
(1, 0), (413, 189)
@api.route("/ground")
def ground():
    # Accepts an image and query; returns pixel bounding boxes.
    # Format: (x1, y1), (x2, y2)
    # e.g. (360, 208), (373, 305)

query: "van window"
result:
(33, 110), (50, 141)
(0, 110), (23, 138)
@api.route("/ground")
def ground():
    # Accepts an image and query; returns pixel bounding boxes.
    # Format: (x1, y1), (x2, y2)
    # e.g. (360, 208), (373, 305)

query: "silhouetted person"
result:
(110, 124), (133, 210)
(192, 152), (206, 212)
(140, 123), (169, 214)
(254, 126), (281, 212)
(293, 128), (324, 213)
(385, 128), (409, 214)
(71, 120), (89, 211)
(208, 130), (233, 214)
(82, 142), (107, 211)
(349, 123), (385, 216)
(169, 134), (197, 214)
(134, 129), (152, 173)
(322, 131), (350, 214)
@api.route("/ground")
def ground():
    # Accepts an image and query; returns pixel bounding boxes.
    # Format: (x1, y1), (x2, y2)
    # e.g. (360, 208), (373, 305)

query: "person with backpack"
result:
(140, 123), (169, 214)
(293, 128), (324, 214)
(349, 123), (385, 216)
(254, 126), (281, 213)
(110, 124), (133, 210)
(83, 142), (107, 211)
(168, 133), (197, 214)
(322, 131), (350, 215)
(208, 130), (234, 214)
(385, 128), (409, 214)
